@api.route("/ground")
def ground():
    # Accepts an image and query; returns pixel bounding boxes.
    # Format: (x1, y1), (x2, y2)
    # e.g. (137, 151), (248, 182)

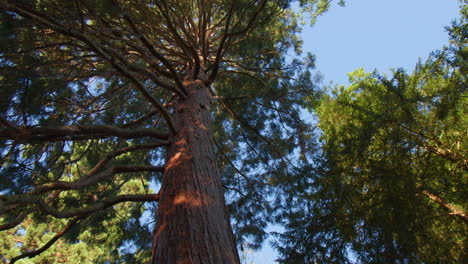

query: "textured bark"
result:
(152, 76), (240, 264)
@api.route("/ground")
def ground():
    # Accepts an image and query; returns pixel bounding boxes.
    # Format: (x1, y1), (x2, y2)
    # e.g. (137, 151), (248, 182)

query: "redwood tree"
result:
(0, 0), (336, 263)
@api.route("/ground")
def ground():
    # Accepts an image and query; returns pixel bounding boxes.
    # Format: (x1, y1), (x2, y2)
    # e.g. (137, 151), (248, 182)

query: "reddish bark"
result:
(152, 76), (240, 263)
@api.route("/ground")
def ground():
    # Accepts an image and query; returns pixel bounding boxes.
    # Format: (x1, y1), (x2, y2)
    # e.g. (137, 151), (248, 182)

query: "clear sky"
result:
(303, 0), (461, 86)
(252, 0), (460, 263)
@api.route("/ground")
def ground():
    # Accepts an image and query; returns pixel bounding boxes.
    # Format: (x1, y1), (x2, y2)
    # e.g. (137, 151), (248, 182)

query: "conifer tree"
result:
(0, 0), (340, 263)
(274, 4), (467, 263)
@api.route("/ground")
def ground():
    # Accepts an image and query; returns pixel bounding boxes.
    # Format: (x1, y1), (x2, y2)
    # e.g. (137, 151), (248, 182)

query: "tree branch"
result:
(213, 138), (253, 184)
(7, 191), (158, 263)
(0, 1), (177, 134)
(399, 124), (467, 170)
(0, 125), (168, 142)
(37, 193), (160, 218)
(0, 165), (164, 211)
(31, 165), (164, 194)
(0, 211), (28, 231)
(114, 0), (188, 96)
(120, 109), (159, 128)
(420, 189), (468, 224)
(9, 216), (84, 264)
(0, 116), (19, 130)
(226, 0), (268, 38)
(85, 142), (168, 179)
(206, 0), (234, 85)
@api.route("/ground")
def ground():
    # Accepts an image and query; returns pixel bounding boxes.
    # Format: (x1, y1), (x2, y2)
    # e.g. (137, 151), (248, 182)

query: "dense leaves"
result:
(0, 0), (341, 263)
(274, 6), (467, 263)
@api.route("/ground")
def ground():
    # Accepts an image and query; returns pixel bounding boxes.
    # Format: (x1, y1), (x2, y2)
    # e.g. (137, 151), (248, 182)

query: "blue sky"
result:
(252, 0), (460, 263)
(303, 0), (461, 85)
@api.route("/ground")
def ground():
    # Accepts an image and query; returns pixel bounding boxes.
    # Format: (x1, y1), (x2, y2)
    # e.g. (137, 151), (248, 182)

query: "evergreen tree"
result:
(274, 4), (467, 263)
(0, 0), (341, 263)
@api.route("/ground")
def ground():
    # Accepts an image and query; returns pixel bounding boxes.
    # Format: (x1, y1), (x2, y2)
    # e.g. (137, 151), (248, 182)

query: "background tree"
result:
(274, 5), (467, 263)
(0, 0), (342, 263)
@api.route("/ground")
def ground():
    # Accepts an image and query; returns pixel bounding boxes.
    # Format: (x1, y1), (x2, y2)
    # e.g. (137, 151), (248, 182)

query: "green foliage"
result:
(213, 17), (320, 249)
(0, 0), (339, 262)
(274, 9), (467, 263)
(298, 0), (346, 25)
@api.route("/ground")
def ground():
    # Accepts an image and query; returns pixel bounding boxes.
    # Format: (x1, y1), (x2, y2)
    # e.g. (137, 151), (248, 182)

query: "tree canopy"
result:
(0, 0), (466, 263)
(0, 0), (343, 263)
(274, 4), (467, 263)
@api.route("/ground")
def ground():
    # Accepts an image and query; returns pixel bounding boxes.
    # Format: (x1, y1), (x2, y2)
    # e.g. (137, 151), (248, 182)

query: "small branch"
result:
(0, 211), (28, 231)
(213, 138), (252, 184)
(212, 95), (251, 101)
(220, 69), (269, 87)
(422, 144), (467, 170)
(10, 215), (84, 264)
(219, 100), (271, 145)
(113, 165), (165, 174)
(120, 109), (159, 128)
(154, 0), (198, 68)
(99, 44), (183, 97)
(226, 0), (268, 38)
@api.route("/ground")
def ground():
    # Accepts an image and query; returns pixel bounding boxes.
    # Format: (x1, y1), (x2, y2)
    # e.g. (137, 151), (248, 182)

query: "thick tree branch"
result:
(0, 125), (168, 142)
(206, 0), (234, 85)
(420, 189), (468, 224)
(399, 124), (467, 170)
(0, 165), (164, 211)
(31, 165), (164, 194)
(37, 193), (160, 218)
(0, 116), (19, 130)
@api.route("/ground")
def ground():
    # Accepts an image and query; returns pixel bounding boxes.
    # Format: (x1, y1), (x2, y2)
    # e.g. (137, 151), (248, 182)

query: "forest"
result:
(0, 0), (466, 263)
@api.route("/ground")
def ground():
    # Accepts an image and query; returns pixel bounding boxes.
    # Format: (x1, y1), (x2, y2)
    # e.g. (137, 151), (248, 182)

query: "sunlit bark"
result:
(152, 73), (239, 264)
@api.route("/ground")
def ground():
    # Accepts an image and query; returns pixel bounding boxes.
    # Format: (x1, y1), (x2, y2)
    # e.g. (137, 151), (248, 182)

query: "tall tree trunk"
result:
(152, 75), (240, 264)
